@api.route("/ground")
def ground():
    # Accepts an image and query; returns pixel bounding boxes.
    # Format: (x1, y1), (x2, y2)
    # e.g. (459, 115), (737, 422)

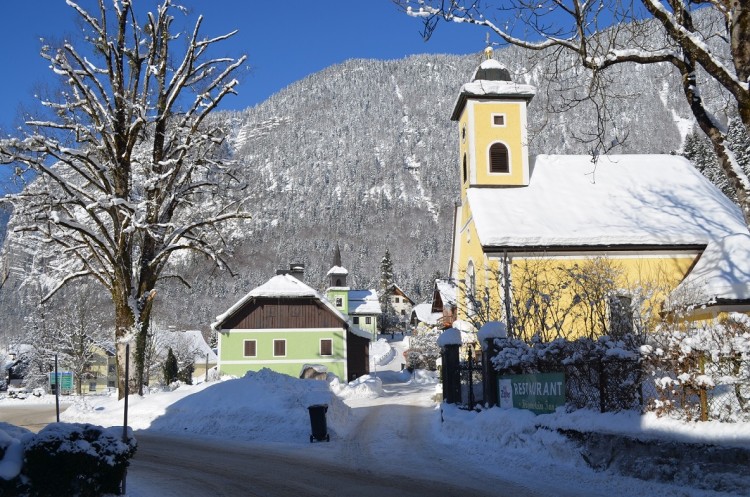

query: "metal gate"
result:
(459, 347), (483, 409)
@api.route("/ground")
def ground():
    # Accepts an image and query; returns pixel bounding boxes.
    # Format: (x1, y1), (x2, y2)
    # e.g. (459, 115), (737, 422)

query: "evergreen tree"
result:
(378, 249), (399, 333)
(682, 129), (735, 201)
(178, 362), (195, 385)
(380, 248), (394, 292)
(163, 348), (179, 385)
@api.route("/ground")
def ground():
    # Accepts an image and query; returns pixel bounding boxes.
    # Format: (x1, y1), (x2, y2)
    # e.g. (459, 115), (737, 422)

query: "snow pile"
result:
(330, 374), (383, 399)
(478, 321), (507, 346)
(408, 369), (438, 385)
(0, 423), (29, 480)
(439, 404), (576, 461)
(437, 327), (462, 347)
(62, 369), (349, 443)
(370, 338), (395, 366)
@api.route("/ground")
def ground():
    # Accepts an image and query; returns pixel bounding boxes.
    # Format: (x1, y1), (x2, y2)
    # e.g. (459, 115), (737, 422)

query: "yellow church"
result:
(449, 50), (750, 341)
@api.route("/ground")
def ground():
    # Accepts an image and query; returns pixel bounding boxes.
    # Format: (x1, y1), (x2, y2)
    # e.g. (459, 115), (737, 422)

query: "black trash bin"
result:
(307, 404), (329, 442)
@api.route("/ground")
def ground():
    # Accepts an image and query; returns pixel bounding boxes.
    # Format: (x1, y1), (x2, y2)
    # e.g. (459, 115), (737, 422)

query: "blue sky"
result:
(0, 1), (487, 133)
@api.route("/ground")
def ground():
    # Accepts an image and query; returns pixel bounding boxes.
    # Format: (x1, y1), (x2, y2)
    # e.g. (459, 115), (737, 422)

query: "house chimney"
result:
(288, 263), (305, 281)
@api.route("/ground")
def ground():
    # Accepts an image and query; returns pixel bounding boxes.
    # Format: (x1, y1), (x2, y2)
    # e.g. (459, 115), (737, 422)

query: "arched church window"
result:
(489, 143), (510, 173)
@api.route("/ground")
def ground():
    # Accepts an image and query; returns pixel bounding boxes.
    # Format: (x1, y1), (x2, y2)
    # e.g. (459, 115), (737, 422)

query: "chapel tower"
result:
(451, 47), (536, 195)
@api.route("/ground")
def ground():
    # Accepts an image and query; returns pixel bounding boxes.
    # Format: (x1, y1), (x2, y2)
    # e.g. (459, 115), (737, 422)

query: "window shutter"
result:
(244, 340), (256, 357)
(489, 143), (509, 173)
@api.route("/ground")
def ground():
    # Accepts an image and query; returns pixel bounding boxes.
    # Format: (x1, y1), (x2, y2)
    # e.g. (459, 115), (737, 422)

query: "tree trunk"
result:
(114, 294), (138, 401)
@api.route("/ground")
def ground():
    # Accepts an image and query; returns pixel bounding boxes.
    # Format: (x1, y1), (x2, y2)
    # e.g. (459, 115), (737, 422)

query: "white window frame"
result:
(320, 339), (333, 357)
(487, 141), (512, 175)
(335, 296), (343, 307)
(365, 316), (372, 325)
(491, 113), (507, 127)
(273, 339), (287, 357)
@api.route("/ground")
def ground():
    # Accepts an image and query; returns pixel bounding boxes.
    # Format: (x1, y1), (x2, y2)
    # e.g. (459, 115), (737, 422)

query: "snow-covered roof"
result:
(159, 330), (217, 363)
(212, 274), (348, 329)
(434, 279), (457, 307)
(326, 265), (349, 276)
(471, 58), (512, 82)
(411, 303), (441, 325)
(467, 154), (749, 249)
(671, 233), (750, 306)
(348, 289), (382, 315)
(390, 283), (414, 303)
(451, 64), (536, 120)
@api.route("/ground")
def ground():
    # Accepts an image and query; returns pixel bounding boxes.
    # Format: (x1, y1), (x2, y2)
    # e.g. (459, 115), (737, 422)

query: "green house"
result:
(213, 273), (370, 381)
(324, 246), (381, 341)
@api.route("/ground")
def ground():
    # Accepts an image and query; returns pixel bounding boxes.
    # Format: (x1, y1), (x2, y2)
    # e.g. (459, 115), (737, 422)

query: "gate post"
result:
(441, 344), (461, 404)
(482, 338), (498, 407)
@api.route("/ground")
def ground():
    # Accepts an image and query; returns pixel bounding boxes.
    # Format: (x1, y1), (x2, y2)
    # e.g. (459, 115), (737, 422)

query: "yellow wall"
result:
(460, 100), (529, 189)
(452, 217), (700, 339)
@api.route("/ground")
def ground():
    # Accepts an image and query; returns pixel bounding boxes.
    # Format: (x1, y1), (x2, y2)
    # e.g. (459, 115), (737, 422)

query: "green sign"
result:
(49, 372), (74, 393)
(498, 372), (565, 414)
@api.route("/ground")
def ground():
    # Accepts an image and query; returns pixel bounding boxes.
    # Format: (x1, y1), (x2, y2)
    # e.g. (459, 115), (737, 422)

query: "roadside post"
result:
(54, 354), (60, 422)
(122, 343), (130, 494)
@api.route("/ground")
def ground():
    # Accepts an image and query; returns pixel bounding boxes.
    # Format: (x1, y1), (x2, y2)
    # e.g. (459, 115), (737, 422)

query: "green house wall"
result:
(218, 328), (347, 379)
(352, 314), (378, 341)
(326, 288), (349, 315)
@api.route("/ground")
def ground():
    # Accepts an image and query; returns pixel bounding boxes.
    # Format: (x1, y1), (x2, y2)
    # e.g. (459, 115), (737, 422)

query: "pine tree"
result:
(380, 249), (394, 293)
(163, 348), (179, 385)
(682, 129), (736, 201)
(178, 362), (194, 385)
(378, 249), (399, 334)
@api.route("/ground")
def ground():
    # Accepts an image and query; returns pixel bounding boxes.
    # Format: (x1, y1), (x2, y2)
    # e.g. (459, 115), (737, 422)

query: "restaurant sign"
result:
(498, 372), (565, 414)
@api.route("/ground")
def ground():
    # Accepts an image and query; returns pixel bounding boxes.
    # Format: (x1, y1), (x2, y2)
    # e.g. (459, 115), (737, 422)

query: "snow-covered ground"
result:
(4, 335), (750, 496)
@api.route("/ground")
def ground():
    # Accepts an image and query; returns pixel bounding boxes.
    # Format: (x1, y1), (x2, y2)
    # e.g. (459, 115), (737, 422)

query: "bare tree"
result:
(457, 256), (666, 342)
(398, 0), (750, 224)
(0, 1), (249, 398)
(47, 285), (111, 395)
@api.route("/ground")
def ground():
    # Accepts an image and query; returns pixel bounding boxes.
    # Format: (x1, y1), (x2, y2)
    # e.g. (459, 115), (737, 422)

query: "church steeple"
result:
(327, 243), (349, 289)
(451, 51), (536, 191)
(333, 242), (342, 268)
(326, 243), (349, 314)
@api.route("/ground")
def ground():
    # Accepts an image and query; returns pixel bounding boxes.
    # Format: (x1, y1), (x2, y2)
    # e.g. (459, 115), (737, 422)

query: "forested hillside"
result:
(0, 45), (720, 333)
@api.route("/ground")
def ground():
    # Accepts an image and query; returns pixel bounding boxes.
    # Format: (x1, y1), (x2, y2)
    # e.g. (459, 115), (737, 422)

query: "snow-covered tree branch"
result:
(0, 0), (250, 398)
(397, 0), (750, 224)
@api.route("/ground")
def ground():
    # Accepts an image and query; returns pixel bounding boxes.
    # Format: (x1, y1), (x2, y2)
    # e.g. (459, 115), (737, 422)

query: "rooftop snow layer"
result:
(212, 274), (348, 329)
(412, 302), (441, 326)
(435, 279), (457, 306)
(326, 265), (349, 276)
(467, 154), (749, 249)
(348, 289), (382, 315)
(671, 233), (750, 305)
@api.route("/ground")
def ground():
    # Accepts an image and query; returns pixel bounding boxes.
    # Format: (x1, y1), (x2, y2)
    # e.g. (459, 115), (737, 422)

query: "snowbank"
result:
(370, 338), (395, 366)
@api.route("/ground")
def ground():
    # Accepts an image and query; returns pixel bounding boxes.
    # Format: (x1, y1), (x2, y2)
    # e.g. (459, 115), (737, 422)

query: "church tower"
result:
(326, 243), (349, 314)
(451, 47), (536, 196)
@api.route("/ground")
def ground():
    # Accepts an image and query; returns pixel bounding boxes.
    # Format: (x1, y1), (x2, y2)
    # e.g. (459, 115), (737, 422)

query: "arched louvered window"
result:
(489, 143), (509, 174)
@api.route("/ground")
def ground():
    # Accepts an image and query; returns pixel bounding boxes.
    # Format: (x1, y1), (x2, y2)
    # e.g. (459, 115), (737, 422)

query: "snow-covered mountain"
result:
(0, 46), (705, 332)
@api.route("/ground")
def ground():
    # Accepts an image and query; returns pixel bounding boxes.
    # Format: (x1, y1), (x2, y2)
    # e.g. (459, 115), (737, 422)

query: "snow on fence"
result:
(482, 332), (750, 422)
